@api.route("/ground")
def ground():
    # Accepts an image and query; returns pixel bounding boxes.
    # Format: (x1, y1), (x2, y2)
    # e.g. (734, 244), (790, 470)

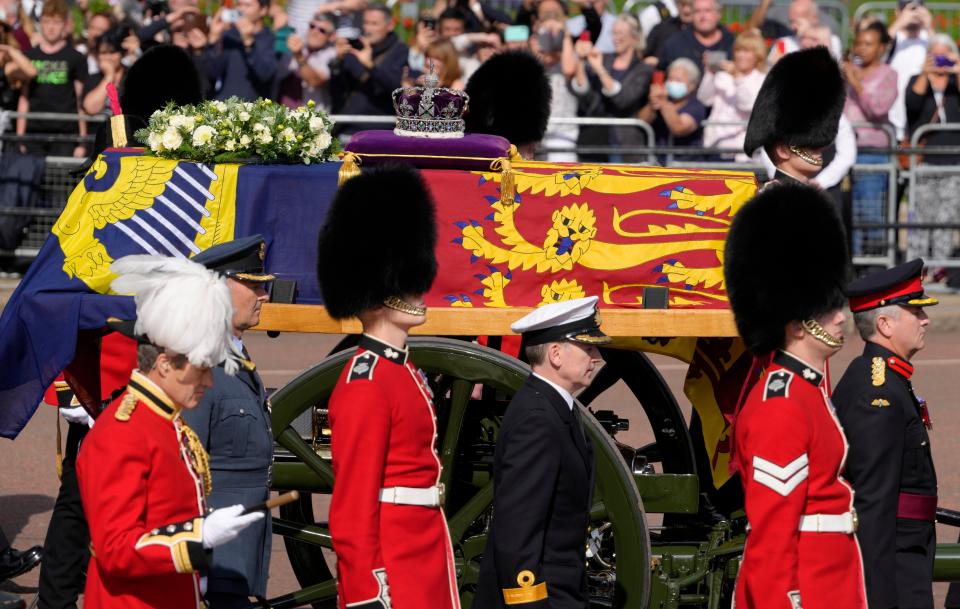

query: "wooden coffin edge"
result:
(253, 303), (738, 338)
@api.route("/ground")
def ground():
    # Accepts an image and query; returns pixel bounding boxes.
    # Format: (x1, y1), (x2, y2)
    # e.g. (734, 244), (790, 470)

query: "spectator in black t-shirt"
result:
(17, 0), (88, 157)
(82, 30), (126, 115)
(656, 0), (732, 73)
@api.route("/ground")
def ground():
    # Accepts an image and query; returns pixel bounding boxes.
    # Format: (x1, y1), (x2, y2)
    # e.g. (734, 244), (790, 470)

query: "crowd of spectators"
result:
(0, 0), (959, 262)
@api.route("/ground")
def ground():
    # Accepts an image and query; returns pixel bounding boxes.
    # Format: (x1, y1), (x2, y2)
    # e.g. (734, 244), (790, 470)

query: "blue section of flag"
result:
(232, 162), (341, 304)
(0, 153), (343, 438)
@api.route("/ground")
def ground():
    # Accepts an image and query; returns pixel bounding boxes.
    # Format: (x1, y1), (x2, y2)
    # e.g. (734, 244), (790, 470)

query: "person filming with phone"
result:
(904, 34), (960, 264)
(329, 3), (408, 139)
(204, 0), (278, 101)
(639, 57), (706, 163)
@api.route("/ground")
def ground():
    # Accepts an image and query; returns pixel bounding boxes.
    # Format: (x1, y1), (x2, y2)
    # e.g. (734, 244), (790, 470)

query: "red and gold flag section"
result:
(422, 162), (756, 309)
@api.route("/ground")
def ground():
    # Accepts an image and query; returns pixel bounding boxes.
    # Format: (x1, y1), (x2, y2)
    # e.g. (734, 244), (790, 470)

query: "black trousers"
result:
(894, 519), (935, 609)
(37, 422), (89, 609)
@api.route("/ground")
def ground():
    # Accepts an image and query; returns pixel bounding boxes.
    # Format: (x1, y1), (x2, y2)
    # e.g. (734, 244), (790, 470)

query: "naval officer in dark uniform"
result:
(181, 235), (275, 609)
(475, 296), (609, 609)
(833, 259), (939, 609)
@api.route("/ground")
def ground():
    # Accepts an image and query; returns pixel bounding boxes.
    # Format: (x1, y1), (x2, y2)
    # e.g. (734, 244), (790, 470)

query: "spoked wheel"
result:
(268, 338), (651, 609)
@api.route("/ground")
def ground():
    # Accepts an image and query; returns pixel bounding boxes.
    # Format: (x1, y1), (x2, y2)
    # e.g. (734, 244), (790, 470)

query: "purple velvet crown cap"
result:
(391, 69), (470, 139)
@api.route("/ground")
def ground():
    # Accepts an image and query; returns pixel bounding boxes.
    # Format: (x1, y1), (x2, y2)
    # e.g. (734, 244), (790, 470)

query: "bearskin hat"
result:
(464, 50), (552, 147)
(120, 45), (203, 123)
(724, 183), (850, 355)
(316, 165), (438, 319)
(743, 47), (845, 157)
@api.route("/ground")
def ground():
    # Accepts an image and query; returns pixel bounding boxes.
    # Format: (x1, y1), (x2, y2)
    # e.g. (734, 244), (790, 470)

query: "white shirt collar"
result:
(231, 335), (244, 352)
(532, 372), (575, 410)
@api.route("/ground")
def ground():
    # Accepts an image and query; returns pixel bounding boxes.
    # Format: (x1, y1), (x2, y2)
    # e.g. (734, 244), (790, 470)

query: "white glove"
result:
(59, 405), (94, 428)
(201, 504), (264, 549)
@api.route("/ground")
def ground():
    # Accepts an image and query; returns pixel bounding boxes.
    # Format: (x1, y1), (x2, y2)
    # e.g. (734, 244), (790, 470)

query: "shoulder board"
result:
(347, 352), (379, 383)
(763, 369), (794, 401)
(871, 356), (886, 387)
(115, 392), (138, 421)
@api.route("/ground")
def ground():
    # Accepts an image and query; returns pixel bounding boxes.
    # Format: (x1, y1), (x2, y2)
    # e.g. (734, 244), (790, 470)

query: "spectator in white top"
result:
(887, 0), (934, 140)
(530, 0), (579, 162)
(697, 30), (766, 161)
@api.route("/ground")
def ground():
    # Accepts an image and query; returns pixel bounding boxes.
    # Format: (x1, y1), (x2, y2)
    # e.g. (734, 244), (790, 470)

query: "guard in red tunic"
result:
(76, 256), (265, 609)
(724, 183), (867, 609)
(316, 165), (460, 609)
(834, 260), (939, 609)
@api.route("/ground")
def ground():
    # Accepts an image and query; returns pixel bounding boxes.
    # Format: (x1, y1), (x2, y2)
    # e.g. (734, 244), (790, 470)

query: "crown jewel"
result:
(391, 61), (469, 139)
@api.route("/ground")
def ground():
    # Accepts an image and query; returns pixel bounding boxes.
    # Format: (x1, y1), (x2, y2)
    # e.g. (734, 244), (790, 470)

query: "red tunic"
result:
(734, 351), (867, 609)
(328, 335), (460, 609)
(77, 371), (210, 609)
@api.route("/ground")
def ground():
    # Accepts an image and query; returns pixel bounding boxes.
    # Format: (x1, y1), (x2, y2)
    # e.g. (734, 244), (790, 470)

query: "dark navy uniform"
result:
(475, 375), (595, 609)
(833, 260), (939, 609)
(476, 297), (609, 609)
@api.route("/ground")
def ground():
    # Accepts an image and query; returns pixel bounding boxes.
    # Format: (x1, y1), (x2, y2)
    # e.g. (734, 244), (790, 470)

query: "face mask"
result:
(665, 80), (688, 100)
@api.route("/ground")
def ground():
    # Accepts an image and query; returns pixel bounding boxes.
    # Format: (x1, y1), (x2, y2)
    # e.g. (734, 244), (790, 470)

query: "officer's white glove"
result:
(201, 504), (264, 549)
(59, 405), (94, 428)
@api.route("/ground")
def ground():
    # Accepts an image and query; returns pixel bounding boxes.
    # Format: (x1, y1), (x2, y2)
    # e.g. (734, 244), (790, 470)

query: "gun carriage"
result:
(25, 142), (960, 608)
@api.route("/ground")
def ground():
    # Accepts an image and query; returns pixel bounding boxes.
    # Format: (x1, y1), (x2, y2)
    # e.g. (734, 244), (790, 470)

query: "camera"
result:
(221, 8), (240, 23)
(934, 54), (956, 68)
(420, 16), (437, 30)
(537, 28), (564, 54)
(348, 37), (365, 50)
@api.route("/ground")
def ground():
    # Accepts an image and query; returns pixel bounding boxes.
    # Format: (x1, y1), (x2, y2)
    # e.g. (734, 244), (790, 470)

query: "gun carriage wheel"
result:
(267, 338), (653, 608)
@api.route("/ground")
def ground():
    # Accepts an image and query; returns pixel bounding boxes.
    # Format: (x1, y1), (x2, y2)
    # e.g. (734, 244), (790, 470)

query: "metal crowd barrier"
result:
(906, 123), (960, 269)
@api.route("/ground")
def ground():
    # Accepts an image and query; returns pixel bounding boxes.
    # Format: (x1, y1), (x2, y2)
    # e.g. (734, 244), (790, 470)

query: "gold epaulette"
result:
(115, 393), (138, 421)
(871, 357), (886, 387)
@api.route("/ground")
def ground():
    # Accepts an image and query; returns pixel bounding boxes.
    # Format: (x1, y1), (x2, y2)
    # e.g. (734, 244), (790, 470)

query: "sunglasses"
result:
(309, 22), (332, 33)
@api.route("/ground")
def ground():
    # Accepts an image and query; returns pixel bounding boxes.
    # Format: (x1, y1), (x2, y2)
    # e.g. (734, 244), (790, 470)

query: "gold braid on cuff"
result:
(383, 296), (427, 316)
(789, 145), (824, 167)
(802, 318), (844, 349)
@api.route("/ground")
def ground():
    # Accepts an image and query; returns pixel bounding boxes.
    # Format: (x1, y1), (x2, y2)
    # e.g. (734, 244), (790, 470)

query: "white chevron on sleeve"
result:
(752, 454), (809, 496)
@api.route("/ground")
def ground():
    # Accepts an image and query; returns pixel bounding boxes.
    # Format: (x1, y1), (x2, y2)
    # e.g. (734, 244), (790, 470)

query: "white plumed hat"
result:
(110, 255), (240, 375)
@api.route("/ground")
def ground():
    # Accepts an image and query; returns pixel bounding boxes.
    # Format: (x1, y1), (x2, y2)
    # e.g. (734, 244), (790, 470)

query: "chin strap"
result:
(788, 145), (824, 167)
(801, 318), (844, 349)
(382, 296), (427, 316)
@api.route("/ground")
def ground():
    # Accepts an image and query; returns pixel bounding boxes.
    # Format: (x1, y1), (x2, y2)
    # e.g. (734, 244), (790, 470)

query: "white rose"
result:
(147, 131), (163, 151)
(213, 100), (227, 112)
(192, 125), (216, 147)
(263, 116), (275, 124)
(238, 111), (251, 122)
(314, 131), (332, 150)
(170, 114), (195, 131)
(161, 127), (183, 150)
(257, 132), (273, 144)
(224, 139), (236, 151)
(282, 127), (295, 142)
(308, 116), (324, 131)
(253, 123), (265, 132)
(240, 134), (252, 146)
